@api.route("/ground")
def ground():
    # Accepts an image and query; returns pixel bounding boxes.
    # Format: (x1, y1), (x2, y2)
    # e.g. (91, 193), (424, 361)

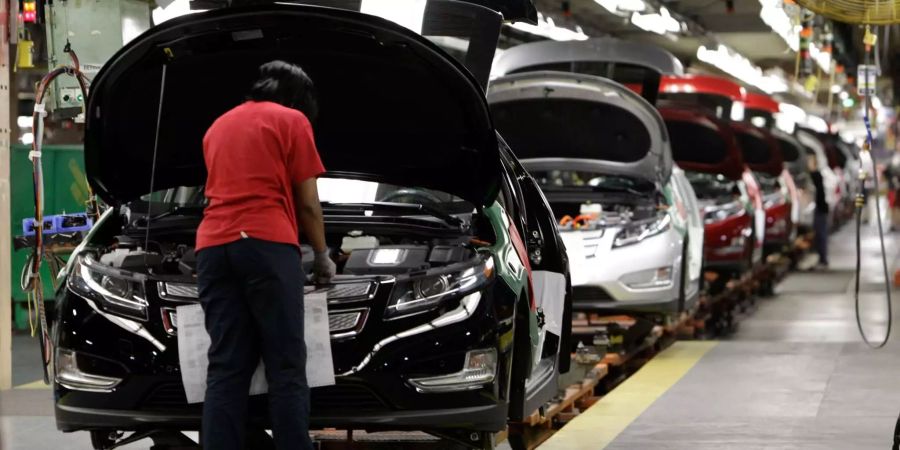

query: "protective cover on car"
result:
(491, 38), (683, 105)
(84, 2), (505, 207)
(658, 101), (744, 180)
(731, 122), (783, 177)
(488, 71), (672, 184)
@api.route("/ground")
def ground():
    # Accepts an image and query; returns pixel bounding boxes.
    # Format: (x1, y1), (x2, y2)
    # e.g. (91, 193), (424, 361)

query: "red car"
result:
(660, 75), (768, 268)
(659, 103), (754, 276)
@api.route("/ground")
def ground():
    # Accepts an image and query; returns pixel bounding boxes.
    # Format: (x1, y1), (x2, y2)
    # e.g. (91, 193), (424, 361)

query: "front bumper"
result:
(53, 279), (516, 434)
(56, 396), (507, 432)
(563, 229), (683, 315)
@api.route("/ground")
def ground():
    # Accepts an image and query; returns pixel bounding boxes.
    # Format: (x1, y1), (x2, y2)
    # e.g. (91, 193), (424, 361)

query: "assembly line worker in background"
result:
(809, 152), (830, 269)
(195, 60), (336, 450)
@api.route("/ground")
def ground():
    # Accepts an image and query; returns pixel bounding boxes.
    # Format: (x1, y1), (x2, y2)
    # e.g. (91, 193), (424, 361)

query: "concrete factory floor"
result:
(3, 220), (900, 449)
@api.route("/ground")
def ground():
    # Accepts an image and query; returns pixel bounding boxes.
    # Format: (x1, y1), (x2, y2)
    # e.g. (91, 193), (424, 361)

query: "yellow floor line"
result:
(540, 341), (717, 450)
(15, 379), (50, 389)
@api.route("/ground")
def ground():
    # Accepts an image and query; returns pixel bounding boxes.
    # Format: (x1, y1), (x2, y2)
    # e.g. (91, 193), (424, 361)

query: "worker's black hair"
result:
(247, 60), (319, 122)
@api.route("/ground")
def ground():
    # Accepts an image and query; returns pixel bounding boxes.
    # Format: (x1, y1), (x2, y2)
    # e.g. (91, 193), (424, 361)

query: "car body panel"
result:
(492, 37), (684, 78)
(84, 2), (503, 207)
(491, 38), (682, 105)
(54, 0), (575, 438)
(488, 71), (673, 185)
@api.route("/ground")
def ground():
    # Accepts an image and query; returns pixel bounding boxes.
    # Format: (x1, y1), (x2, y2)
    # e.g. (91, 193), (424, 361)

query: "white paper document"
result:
(178, 292), (336, 404)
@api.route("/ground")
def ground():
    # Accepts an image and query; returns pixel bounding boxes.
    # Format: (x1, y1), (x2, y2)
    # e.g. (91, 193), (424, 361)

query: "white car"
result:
(488, 46), (704, 317)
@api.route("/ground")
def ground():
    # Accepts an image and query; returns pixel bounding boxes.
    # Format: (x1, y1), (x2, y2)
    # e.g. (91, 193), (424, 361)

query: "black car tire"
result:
(678, 238), (689, 313)
(90, 431), (115, 450)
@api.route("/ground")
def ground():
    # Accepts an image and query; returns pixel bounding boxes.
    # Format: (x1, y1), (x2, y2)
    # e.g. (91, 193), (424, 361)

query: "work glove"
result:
(312, 250), (336, 285)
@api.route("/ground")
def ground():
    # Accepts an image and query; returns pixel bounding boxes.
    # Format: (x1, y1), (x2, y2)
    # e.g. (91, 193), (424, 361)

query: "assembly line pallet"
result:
(503, 361), (609, 449)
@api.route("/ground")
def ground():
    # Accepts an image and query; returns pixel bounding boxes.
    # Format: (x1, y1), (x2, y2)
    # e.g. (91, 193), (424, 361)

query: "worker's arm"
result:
(294, 178), (335, 283)
(294, 178), (327, 252)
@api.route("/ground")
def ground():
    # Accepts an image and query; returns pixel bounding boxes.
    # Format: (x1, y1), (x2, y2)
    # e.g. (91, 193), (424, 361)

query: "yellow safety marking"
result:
(15, 379), (50, 390)
(540, 341), (717, 450)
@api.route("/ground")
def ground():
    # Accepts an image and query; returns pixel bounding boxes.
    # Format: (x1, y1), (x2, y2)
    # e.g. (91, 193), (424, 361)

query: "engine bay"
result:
(552, 198), (661, 231)
(89, 212), (483, 281)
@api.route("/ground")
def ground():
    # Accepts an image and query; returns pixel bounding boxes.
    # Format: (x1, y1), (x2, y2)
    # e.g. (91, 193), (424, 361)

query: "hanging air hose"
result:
(853, 27), (892, 350)
(24, 44), (90, 383)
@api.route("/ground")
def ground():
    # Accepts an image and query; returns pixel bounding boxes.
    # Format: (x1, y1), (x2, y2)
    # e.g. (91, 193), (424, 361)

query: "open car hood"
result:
(731, 122), (783, 177)
(85, 2), (503, 206)
(658, 102), (744, 181)
(487, 71), (672, 185)
(491, 38), (683, 105)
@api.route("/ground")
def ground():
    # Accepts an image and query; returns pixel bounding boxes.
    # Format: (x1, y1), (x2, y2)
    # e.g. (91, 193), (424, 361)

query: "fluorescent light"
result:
(17, 116), (32, 128)
(839, 90), (849, 100)
(809, 44), (831, 74)
(696, 44), (788, 94)
(508, 12), (589, 41)
(758, 0), (799, 52)
(829, 84), (842, 94)
(595, 0), (646, 14)
(360, 0), (427, 34)
(152, 0), (200, 24)
(631, 7), (681, 35)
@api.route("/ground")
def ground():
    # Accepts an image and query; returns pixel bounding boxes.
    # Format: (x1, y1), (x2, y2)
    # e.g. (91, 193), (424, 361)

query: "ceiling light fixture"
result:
(630, 7), (681, 35)
(696, 44), (788, 94)
(758, 0), (799, 52)
(595, 0), (646, 14)
(360, 0), (428, 34)
(508, 12), (589, 41)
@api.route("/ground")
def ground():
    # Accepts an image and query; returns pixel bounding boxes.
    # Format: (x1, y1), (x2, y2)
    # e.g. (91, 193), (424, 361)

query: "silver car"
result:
(488, 39), (704, 317)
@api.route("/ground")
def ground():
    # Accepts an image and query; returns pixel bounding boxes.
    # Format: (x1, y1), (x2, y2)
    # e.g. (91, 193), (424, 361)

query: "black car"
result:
(51, 2), (571, 449)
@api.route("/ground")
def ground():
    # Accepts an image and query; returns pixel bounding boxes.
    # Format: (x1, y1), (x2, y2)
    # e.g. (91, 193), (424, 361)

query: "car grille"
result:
(159, 282), (199, 300)
(142, 382), (388, 413)
(572, 286), (614, 302)
(161, 281), (375, 303)
(329, 311), (362, 332)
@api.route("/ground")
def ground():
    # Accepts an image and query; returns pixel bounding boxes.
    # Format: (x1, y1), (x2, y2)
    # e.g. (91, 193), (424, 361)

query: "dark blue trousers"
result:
(197, 238), (313, 450)
(813, 211), (829, 265)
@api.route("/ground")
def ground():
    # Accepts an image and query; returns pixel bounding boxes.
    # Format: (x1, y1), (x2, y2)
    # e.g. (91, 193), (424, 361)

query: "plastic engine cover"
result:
(344, 245), (430, 275)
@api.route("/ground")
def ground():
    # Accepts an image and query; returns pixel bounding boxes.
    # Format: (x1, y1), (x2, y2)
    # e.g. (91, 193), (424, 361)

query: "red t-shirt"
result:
(196, 101), (325, 251)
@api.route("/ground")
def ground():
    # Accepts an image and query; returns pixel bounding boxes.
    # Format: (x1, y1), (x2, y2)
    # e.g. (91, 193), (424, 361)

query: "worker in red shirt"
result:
(195, 60), (335, 450)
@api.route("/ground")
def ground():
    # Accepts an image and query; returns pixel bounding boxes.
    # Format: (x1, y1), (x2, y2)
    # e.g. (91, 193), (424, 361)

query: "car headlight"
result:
(385, 256), (494, 319)
(613, 214), (671, 248)
(67, 254), (149, 321)
(703, 201), (745, 224)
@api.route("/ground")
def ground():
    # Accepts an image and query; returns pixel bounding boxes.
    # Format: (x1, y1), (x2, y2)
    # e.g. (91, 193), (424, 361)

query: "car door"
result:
(498, 141), (572, 420)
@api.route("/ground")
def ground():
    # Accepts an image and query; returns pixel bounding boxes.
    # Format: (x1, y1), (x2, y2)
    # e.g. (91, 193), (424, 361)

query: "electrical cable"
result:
(853, 26), (892, 350)
(26, 46), (90, 383)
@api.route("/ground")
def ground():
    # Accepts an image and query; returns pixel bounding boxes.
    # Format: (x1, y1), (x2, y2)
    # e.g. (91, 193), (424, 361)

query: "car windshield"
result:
(530, 170), (653, 195)
(136, 178), (474, 216)
(684, 171), (738, 202)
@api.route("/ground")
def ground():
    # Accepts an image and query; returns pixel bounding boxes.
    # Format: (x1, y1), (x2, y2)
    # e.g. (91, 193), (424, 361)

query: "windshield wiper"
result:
(321, 201), (466, 229)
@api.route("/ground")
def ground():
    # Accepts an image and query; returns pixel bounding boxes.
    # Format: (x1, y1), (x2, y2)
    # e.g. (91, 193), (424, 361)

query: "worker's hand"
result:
(312, 250), (336, 285)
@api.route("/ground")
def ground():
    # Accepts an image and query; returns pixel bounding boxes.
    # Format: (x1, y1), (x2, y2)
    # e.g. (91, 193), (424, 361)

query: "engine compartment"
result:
(551, 197), (660, 231)
(89, 212), (483, 281)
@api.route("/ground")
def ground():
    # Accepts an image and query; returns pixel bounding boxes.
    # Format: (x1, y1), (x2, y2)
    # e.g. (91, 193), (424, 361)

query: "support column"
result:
(0, 0), (14, 390)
